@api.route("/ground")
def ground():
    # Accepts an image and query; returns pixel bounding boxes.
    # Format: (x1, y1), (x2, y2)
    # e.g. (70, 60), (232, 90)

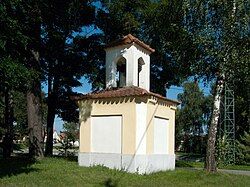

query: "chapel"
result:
(73, 34), (179, 173)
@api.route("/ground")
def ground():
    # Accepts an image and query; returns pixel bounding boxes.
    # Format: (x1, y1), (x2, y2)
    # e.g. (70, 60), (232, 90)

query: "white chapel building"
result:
(73, 34), (179, 174)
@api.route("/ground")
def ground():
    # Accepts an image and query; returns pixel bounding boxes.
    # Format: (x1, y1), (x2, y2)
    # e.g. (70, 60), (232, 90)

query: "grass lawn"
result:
(176, 152), (250, 171)
(0, 156), (249, 186)
(176, 160), (250, 171)
(221, 164), (250, 171)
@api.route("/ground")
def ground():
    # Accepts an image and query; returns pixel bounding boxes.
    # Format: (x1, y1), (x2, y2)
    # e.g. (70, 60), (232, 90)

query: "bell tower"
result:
(76, 34), (179, 173)
(105, 34), (155, 91)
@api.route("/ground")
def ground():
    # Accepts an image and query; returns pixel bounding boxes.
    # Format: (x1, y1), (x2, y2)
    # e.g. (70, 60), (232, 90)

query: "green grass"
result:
(219, 164), (250, 171)
(176, 160), (250, 171)
(0, 156), (249, 186)
(176, 160), (204, 168)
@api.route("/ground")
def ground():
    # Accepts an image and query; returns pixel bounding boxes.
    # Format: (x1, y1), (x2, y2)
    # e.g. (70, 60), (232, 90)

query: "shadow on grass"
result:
(177, 152), (205, 162)
(51, 155), (78, 162)
(175, 160), (194, 168)
(103, 178), (118, 187)
(0, 153), (39, 178)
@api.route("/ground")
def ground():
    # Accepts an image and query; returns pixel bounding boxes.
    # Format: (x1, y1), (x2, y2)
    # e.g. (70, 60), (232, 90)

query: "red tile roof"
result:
(71, 86), (180, 105)
(105, 34), (155, 53)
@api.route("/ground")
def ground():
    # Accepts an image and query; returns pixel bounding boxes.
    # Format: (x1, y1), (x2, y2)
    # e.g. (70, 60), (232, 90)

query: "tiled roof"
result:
(71, 86), (180, 105)
(105, 34), (155, 53)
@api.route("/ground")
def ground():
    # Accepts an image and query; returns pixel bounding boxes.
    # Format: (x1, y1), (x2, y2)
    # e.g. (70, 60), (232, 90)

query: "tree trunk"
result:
(205, 77), (224, 172)
(24, 0), (44, 159)
(27, 50), (44, 158)
(27, 84), (44, 158)
(3, 88), (14, 159)
(45, 76), (58, 156)
(45, 93), (56, 156)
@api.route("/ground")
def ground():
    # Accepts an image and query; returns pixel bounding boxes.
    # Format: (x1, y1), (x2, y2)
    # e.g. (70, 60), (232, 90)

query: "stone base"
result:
(78, 152), (175, 174)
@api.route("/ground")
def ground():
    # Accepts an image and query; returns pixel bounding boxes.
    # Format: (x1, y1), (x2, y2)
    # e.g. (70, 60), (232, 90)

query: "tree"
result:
(0, 0), (40, 158)
(0, 95), (4, 139)
(88, 0), (150, 90)
(0, 0), (47, 158)
(182, 0), (249, 172)
(20, 0), (45, 158)
(142, 0), (202, 94)
(205, 1), (248, 172)
(176, 81), (212, 153)
(40, 0), (96, 156)
(233, 39), (249, 140)
(13, 91), (47, 142)
(13, 92), (28, 138)
(178, 82), (206, 135)
(235, 131), (250, 165)
(93, 0), (200, 95)
(63, 122), (79, 143)
(56, 122), (79, 157)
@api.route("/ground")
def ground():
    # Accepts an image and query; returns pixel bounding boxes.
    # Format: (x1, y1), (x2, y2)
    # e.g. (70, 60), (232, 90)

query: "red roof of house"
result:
(71, 86), (180, 105)
(105, 34), (155, 53)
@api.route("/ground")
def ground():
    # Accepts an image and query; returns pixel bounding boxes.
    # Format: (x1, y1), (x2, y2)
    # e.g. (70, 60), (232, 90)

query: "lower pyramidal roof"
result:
(71, 86), (180, 105)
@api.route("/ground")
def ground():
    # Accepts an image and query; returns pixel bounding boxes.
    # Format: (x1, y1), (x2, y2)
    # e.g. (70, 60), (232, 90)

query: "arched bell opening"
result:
(138, 57), (145, 87)
(116, 57), (126, 88)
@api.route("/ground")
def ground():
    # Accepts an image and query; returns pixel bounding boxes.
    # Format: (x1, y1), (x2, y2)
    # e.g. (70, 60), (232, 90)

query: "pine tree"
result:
(176, 81), (212, 153)
(40, 0), (96, 156)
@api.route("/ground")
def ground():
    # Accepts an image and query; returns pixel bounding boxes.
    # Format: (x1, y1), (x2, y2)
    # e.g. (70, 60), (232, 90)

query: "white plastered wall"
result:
(135, 103), (147, 154)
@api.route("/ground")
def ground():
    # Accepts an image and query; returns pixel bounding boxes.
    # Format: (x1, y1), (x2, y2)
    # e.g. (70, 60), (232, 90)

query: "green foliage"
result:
(63, 122), (79, 143)
(235, 131), (250, 165)
(0, 57), (37, 91)
(0, 90), (47, 140)
(90, 0), (150, 90)
(13, 92), (28, 137)
(94, 0), (200, 94)
(176, 82), (212, 153)
(55, 122), (79, 157)
(0, 1), (37, 154)
(56, 140), (76, 157)
(39, 0), (97, 155)
(98, 0), (149, 39)
(0, 96), (4, 136)
(41, 0), (97, 123)
(183, 0), (249, 81)
(217, 131), (250, 166)
(182, 0), (249, 138)
(142, 1), (201, 94)
(216, 136), (232, 166)
(0, 0), (38, 92)
(182, 0), (249, 171)
(234, 78), (250, 139)
(178, 82), (206, 134)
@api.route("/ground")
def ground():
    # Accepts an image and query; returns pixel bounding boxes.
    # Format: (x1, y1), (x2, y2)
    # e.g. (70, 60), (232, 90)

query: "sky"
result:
(52, 77), (211, 132)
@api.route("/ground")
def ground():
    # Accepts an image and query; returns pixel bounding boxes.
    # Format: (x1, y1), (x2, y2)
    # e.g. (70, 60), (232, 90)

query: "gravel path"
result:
(218, 169), (250, 176)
